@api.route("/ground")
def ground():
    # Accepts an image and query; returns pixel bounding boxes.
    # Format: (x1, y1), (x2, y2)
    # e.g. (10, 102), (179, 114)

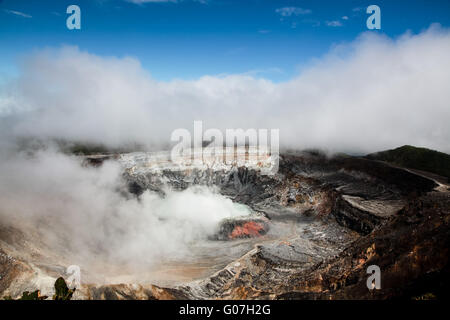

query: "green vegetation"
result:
(412, 292), (437, 300)
(2, 277), (75, 301)
(53, 277), (76, 300)
(64, 142), (111, 155)
(15, 137), (144, 156)
(366, 145), (450, 181)
(59, 140), (144, 156)
(3, 290), (47, 300)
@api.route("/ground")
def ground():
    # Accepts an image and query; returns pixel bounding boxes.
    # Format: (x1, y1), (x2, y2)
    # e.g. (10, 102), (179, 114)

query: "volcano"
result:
(0, 147), (449, 300)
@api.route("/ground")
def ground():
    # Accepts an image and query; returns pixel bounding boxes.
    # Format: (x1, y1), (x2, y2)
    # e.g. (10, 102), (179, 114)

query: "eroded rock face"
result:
(0, 150), (446, 300)
(73, 283), (190, 300)
(273, 191), (450, 300)
(0, 248), (33, 296)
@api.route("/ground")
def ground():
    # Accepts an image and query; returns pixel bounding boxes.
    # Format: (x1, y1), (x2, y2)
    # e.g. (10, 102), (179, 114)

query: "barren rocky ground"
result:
(0, 151), (448, 300)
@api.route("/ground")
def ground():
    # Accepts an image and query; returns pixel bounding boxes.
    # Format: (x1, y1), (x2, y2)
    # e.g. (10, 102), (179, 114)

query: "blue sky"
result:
(1, 0), (450, 81)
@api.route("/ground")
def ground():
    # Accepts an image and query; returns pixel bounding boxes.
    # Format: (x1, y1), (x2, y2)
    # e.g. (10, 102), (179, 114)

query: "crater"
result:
(1, 148), (447, 300)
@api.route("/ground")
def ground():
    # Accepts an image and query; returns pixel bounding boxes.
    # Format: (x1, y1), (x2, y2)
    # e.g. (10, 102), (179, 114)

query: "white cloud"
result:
(1, 25), (450, 154)
(3, 9), (32, 18)
(275, 7), (311, 17)
(326, 20), (343, 27)
(342, 16), (349, 20)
